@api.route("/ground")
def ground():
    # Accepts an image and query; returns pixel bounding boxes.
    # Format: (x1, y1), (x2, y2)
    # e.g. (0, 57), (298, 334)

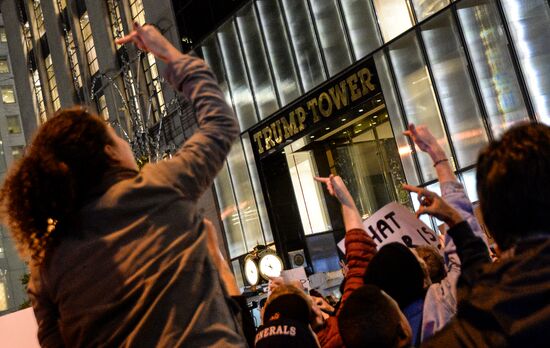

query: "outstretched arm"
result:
(314, 175), (362, 232)
(117, 24), (239, 200)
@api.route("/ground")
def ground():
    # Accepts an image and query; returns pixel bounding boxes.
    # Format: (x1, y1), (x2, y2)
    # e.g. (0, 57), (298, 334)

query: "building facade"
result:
(179, 0), (550, 287)
(0, 12), (29, 315)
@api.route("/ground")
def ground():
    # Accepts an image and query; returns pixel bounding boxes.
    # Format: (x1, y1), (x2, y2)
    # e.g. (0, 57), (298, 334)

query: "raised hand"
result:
(403, 184), (463, 227)
(115, 22), (183, 64)
(403, 124), (446, 160)
(314, 175), (355, 207)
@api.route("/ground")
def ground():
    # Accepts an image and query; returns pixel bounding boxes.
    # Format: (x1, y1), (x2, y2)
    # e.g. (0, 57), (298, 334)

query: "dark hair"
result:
(363, 242), (425, 309)
(476, 123), (550, 250)
(0, 108), (114, 263)
(414, 245), (446, 284)
(338, 285), (403, 348)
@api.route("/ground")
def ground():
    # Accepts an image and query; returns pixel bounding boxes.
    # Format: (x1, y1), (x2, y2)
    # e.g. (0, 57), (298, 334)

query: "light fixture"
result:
(358, 109), (364, 113)
(357, 123), (362, 127)
(325, 127), (330, 130)
(341, 118), (347, 122)
(376, 99), (381, 103)
(310, 135), (315, 139)
(373, 115), (378, 119)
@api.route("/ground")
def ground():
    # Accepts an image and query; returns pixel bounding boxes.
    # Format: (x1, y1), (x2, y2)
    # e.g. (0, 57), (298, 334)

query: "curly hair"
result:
(476, 122), (550, 250)
(0, 108), (115, 263)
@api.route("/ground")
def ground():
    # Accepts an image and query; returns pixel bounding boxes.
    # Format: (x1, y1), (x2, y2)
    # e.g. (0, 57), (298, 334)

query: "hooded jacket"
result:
(423, 227), (550, 347)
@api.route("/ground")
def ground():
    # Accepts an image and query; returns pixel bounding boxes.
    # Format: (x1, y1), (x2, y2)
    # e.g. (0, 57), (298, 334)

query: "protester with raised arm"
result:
(404, 124), (490, 340)
(0, 24), (245, 347)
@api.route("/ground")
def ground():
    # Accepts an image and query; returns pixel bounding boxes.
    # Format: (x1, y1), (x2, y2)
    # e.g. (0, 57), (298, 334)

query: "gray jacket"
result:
(28, 54), (245, 347)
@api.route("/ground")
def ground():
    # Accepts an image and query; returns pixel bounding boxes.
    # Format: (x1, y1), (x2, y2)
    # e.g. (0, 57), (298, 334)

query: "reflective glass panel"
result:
(501, 0), (550, 125)
(218, 21), (257, 130)
(374, 51), (420, 186)
(310, 0), (353, 76)
(227, 140), (265, 250)
(236, 5), (279, 119)
(389, 32), (452, 182)
(421, 12), (488, 168)
(411, 0), (449, 21)
(281, 0), (326, 92)
(457, 0), (529, 138)
(340, 0), (382, 59)
(256, 0), (301, 105)
(460, 168), (478, 202)
(242, 134), (274, 244)
(372, 0), (414, 42)
(214, 163), (246, 258)
(201, 36), (232, 106)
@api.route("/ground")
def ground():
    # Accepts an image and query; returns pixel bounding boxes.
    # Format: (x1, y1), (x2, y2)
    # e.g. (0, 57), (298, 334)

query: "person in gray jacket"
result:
(0, 24), (245, 347)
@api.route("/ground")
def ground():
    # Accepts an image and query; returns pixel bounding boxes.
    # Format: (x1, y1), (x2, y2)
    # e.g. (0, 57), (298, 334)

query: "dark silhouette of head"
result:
(363, 242), (426, 309)
(0, 108), (117, 263)
(338, 285), (412, 348)
(476, 123), (550, 250)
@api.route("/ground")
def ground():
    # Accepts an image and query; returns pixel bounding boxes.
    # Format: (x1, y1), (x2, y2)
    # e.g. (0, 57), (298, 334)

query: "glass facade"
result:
(198, 0), (545, 270)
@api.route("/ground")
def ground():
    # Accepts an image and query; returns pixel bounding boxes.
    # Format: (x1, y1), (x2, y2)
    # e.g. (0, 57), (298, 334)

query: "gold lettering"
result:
(271, 120), (283, 144)
(318, 92), (333, 117)
(329, 80), (349, 110)
(358, 68), (376, 95)
(281, 114), (299, 138)
(347, 74), (362, 102)
(262, 126), (276, 151)
(295, 107), (307, 131)
(253, 131), (265, 154)
(307, 98), (320, 123)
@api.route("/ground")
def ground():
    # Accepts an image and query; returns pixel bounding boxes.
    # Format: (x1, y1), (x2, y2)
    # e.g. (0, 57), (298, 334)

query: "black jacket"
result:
(423, 223), (550, 348)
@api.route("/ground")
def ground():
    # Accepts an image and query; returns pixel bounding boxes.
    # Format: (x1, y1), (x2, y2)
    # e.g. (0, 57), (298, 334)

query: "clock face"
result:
(244, 258), (259, 286)
(259, 253), (283, 279)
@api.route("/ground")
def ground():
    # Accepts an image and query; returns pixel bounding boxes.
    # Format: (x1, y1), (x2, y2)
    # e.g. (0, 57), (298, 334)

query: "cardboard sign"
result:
(338, 202), (440, 253)
(281, 267), (311, 291)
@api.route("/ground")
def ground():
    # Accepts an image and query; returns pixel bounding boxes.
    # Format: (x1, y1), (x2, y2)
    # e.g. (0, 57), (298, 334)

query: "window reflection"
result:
(501, 0), (550, 125)
(227, 140), (265, 251)
(388, 32), (451, 182)
(236, 5), (279, 119)
(340, 0), (382, 59)
(256, 0), (301, 105)
(214, 163), (246, 258)
(310, 0), (353, 76)
(421, 11), (488, 167)
(457, 0), (529, 138)
(281, 0), (326, 92)
(411, 0), (449, 21)
(372, 0), (414, 42)
(374, 52), (420, 186)
(201, 36), (232, 107)
(217, 21), (257, 130)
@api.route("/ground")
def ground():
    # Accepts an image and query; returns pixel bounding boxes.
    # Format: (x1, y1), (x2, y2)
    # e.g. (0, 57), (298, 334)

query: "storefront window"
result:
(411, 0), (450, 21)
(214, 163), (246, 258)
(372, 0), (415, 42)
(457, 0), (529, 138)
(236, 5), (279, 119)
(310, 0), (353, 76)
(374, 51), (420, 186)
(227, 141), (265, 250)
(256, 0), (301, 106)
(388, 32), (452, 182)
(501, 0), (550, 125)
(421, 11), (488, 168)
(280, 0), (326, 92)
(340, 0), (382, 60)
(217, 21), (257, 130)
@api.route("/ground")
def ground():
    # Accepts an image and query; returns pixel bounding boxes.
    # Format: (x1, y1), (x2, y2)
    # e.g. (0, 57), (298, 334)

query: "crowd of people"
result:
(0, 24), (548, 347)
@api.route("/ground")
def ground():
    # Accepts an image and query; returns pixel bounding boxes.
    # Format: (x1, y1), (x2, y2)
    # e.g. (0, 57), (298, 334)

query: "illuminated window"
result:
(0, 28), (7, 43)
(56, 0), (66, 11)
(32, 0), (46, 38)
(97, 94), (109, 121)
(79, 11), (99, 75)
(11, 145), (24, 161)
(129, 0), (146, 25)
(32, 69), (47, 123)
(22, 22), (32, 51)
(45, 55), (60, 110)
(0, 57), (9, 74)
(6, 115), (22, 134)
(1, 86), (16, 104)
(107, 0), (125, 38)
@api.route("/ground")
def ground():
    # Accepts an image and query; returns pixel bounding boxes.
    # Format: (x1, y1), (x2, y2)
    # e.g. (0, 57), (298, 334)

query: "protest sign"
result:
(338, 202), (440, 253)
(280, 267), (311, 291)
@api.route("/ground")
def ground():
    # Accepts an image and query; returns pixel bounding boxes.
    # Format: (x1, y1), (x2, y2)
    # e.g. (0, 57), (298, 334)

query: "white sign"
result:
(281, 267), (311, 291)
(338, 202), (440, 253)
(0, 308), (39, 348)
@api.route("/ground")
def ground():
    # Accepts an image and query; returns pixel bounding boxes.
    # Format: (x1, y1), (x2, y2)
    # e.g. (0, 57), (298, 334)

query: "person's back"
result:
(423, 123), (550, 347)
